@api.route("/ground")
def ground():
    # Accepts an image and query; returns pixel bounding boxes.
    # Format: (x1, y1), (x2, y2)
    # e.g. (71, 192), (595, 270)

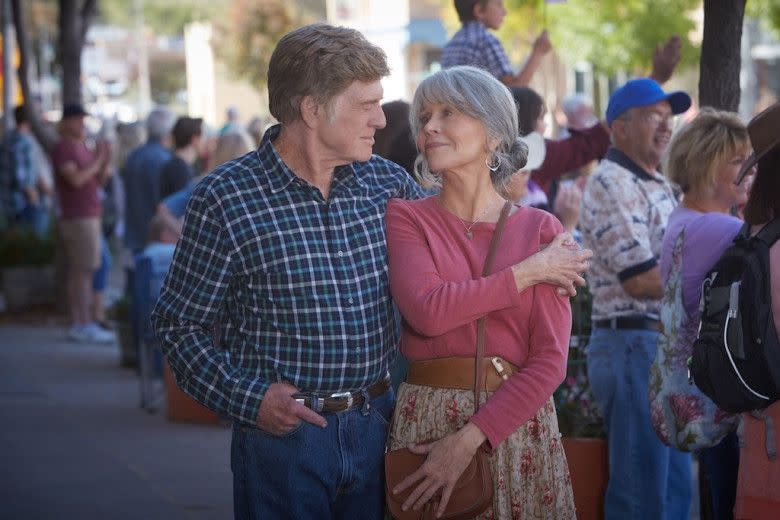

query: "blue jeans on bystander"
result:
(231, 388), (394, 520)
(587, 327), (693, 520)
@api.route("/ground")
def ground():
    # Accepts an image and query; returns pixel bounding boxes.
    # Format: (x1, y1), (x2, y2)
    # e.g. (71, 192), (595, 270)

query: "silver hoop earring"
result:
(486, 154), (501, 172)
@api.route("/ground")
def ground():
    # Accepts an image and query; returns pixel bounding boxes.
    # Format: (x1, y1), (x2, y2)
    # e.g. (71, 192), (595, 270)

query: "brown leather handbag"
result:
(384, 201), (513, 520)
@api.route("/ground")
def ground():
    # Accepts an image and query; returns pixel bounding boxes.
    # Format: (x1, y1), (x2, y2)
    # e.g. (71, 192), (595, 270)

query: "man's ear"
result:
(299, 95), (321, 129)
(473, 1), (484, 21)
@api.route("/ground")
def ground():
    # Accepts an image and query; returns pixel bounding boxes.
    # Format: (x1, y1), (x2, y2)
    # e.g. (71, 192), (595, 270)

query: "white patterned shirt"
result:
(580, 148), (679, 321)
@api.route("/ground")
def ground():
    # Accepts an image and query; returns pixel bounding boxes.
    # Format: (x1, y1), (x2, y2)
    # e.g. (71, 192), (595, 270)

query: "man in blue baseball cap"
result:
(580, 78), (692, 520)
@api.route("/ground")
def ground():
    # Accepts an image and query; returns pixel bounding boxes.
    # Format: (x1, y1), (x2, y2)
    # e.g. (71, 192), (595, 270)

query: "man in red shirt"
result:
(52, 104), (114, 343)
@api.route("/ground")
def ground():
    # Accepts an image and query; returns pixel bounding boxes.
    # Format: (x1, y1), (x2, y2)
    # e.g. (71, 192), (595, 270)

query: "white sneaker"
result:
(68, 324), (88, 342)
(82, 322), (116, 344)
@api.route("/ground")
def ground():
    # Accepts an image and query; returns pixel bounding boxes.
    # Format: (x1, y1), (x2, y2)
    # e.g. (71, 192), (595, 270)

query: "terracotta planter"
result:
(1, 265), (55, 311)
(163, 360), (220, 425)
(562, 437), (608, 520)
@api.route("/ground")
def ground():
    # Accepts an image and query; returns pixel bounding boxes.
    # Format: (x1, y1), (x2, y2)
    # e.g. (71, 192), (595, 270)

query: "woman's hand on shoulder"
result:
(391, 423), (487, 516)
(512, 232), (592, 296)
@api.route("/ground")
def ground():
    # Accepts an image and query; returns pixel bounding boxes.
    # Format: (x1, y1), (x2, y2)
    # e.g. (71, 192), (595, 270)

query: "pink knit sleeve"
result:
(385, 198), (525, 337)
(470, 218), (572, 448)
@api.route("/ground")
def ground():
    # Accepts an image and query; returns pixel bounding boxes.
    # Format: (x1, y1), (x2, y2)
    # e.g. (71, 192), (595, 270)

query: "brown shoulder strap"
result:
(474, 201), (513, 411)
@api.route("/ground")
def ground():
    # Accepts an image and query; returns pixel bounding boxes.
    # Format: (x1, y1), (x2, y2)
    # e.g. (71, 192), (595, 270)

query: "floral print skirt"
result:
(388, 382), (576, 520)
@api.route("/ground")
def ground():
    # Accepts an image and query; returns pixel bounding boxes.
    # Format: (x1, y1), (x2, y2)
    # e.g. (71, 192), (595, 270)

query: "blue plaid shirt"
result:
(152, 125), (425, 426)
(441, 21), (513, 79)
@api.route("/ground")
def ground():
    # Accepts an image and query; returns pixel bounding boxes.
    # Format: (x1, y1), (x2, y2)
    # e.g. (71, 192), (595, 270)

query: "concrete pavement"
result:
(0, 323), (233, 520)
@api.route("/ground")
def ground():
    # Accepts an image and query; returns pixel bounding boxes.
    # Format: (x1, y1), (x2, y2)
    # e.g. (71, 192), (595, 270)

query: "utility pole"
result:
(2, 0), (14, 134)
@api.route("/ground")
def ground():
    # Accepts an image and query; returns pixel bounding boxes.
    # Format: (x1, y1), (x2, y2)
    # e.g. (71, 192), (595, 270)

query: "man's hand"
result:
(650, 35), (682, 85)
(532, 30), (552, 57)
(255, 382), (327, 435)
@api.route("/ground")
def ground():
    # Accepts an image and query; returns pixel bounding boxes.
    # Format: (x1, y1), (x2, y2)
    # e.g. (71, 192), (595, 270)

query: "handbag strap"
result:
(474, 200), (513, 411)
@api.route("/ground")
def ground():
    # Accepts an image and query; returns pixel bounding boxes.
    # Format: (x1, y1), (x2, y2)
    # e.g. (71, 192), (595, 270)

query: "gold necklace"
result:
(438, 198), (495, 240)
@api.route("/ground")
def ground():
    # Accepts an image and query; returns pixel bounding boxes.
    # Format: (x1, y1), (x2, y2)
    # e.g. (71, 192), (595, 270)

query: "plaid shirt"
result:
(441, 21), (513, 79)
(0, 130), (34, 219)
(152, 125), (424, 426)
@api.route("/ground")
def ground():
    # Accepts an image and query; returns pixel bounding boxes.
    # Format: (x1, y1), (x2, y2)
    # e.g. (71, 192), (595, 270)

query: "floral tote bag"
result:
(649, 229), (739, 451)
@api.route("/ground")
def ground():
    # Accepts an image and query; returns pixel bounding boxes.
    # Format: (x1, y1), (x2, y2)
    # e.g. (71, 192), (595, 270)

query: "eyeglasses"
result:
(641, 113), (677, 129)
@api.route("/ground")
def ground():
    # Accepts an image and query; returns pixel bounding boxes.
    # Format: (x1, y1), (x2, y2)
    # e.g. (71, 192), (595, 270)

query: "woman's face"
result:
(416, 102), (491, 175)
(712, 148), (753, 210)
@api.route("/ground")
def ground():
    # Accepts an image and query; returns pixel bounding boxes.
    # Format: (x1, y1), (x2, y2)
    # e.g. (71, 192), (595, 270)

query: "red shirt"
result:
(385, 197), (571, 447)
(532, 123), (610, 195)
(52, 138), (101, 219)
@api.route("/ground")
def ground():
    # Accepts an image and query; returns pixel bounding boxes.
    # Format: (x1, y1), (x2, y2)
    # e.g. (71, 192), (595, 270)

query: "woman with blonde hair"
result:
(655, 108), (753, 519)
(385, 65), (587, 519)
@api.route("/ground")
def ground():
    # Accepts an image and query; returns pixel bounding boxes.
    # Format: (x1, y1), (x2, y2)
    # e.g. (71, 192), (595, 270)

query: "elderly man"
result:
(580, 78), (692, 520)
(121, 107), (174, 254)
(152, 24), (424, 519)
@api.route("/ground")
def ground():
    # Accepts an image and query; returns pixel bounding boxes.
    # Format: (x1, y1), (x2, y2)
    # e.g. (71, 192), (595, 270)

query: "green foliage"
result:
(0, 227), (55, 268)
(440, 0), (701, 76)
(212, 0), (316, 93)
(748, 0), (780, 38)
(98, 0), (229, 36)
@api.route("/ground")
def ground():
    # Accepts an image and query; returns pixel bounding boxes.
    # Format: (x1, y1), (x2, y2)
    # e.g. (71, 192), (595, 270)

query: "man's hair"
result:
(267, 23), (389, 124)
(13, 105), (28, 126)
(510, 87), (545, 136)
(664, 108), (749, 196)
(454, 0), (488, 23)
(171, 117), (203, 150)
(561, 94), (593, 120)
(146, 108), (176, 141)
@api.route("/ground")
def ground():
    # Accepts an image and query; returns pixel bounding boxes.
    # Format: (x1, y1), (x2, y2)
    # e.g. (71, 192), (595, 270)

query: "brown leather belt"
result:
(294, 378), (390, 413)
(406, 356), (519, 391)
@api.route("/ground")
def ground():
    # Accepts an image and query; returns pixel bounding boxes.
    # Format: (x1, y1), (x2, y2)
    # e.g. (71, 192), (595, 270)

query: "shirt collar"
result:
(605, 147), (664, 183)
(261, 124), (369, 194)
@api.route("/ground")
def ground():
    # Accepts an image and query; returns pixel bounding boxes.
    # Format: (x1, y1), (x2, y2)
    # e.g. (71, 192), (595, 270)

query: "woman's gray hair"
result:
(410, 66), (528, 189)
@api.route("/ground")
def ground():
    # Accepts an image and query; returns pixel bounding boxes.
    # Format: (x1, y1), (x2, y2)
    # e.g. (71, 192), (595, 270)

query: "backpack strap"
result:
(754, 217), (780, 247)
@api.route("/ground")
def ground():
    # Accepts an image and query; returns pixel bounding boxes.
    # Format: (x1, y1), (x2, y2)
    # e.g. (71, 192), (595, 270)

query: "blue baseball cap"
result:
(606, 78), (691, 125)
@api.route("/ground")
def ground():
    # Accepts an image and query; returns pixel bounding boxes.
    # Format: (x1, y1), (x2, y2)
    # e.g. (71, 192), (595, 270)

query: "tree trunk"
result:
(57, 0), (97, 106)
(699, 0), (746, 111)
(11, 0), (57, 151)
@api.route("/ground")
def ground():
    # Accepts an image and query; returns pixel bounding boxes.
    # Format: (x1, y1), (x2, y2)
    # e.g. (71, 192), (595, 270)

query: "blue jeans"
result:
(699, 431), (739, 520)
(231, 389), (394, 520)
(587, 328), (693, 520)
(92, 238), (111, 292)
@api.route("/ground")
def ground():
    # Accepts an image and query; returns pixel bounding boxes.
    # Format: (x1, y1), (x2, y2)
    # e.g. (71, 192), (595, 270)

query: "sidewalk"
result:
(0, 323), (232, 520)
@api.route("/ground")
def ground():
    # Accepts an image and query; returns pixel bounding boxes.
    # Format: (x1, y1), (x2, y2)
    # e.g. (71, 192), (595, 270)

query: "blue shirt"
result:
(152, 125), (425, 426)
(121, 140), (171, 251)
(162, 181), (196, 218)
(0, 129), (34, 219)
(441, 21), (513, 79)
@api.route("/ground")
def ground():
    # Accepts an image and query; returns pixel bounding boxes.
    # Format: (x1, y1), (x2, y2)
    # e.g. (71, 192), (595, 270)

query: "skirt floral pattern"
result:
(388, 382), (576, 520)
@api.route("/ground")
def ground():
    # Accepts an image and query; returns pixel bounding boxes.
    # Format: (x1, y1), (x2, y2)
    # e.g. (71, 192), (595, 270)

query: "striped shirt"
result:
(152, 124), (424, 426)
(441, 21), (513, 79)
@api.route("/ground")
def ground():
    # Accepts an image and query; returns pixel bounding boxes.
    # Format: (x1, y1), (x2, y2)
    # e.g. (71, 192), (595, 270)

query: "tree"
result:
(212, 0), (316, 94)
(699, 0), (746, 111)
(98, 0), (228, 37)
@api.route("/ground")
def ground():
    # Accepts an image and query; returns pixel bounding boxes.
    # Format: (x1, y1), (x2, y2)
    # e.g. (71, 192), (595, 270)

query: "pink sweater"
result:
(385, 197), (571, 447)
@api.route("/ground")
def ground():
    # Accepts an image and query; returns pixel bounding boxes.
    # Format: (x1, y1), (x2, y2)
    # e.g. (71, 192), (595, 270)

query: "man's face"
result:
(475, 0), (506, 30)
(614, 100), (674, 172)
(315, 80), (386, 164)
(61, 116), (86, 140)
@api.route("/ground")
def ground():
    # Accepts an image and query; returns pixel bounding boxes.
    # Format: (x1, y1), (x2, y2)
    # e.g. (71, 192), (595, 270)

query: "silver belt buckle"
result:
(330, 391), (354, 409)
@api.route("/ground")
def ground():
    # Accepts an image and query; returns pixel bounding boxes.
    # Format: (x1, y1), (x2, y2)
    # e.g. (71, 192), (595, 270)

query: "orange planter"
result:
(562, 437), (608, 520)
(163, 360), (221, 425)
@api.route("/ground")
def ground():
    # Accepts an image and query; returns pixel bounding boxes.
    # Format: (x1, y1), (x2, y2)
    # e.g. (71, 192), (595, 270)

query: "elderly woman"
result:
(385, 66), (582, 519)
(657, 108), (753, 519)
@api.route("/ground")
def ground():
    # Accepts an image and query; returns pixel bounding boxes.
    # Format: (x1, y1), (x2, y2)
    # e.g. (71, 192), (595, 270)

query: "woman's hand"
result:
(512, 232), (593, 296)
(392, 423), (487, 517)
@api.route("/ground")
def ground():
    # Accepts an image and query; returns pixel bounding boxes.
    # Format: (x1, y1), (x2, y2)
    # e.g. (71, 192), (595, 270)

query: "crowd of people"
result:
(2, 0), (779, 519)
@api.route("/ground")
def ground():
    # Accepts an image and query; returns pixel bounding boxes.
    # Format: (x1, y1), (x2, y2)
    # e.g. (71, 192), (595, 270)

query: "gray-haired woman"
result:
(385, 66), (581, 519)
